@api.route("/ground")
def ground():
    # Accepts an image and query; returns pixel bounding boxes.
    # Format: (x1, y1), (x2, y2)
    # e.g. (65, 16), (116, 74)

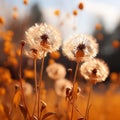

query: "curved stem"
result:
(73, 62), (79, 84)
(19, 45), (30, 119)
(84, 83), (93, 120)
(32, 58), (38, 117)
(71, 62), (79, 120)
(38, 52), (45, 119)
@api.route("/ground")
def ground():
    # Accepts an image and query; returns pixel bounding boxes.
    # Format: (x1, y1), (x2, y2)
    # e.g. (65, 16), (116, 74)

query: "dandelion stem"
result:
(84, 83), (93, 120)
(38, 51), (45, 119)
(71, 62), (79, 120)
(19, 44), (30, 119)
(32, 58), (38, 117)
(73, 62), (79, 84)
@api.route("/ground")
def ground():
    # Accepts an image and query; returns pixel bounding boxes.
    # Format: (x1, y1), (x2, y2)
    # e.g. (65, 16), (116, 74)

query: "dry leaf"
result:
(19, 104), (27, 119)
(13, 90), (21, 107)
(42, 112), (56, 120)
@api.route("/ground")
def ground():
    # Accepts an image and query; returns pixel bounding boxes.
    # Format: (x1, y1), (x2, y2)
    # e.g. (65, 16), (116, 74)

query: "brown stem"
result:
(19, 44), (30, 119)
(38, 51), (45, 119)
(32, 58), (38, 117)
(71, 62), (79, 120)
(84, 83), (93, 120)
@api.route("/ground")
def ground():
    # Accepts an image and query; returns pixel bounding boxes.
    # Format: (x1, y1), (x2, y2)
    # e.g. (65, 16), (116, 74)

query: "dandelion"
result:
(24, 46), (46, 59)
(80, 58), (109, 83)
(22, 82), (33, 96)
(80, 58), (109, 120)
(25, 23), (61, 117)
(63, 34), (98, 120)
(46, 63), (66, 80)
(54, 78), (72, 97)
(62, 34), (98, 62)
(25, 23), (62, 53)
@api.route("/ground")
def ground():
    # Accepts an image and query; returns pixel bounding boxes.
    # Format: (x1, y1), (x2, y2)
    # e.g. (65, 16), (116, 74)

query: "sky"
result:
(39, 0), (120, 39)
(1, 0), (120, 39)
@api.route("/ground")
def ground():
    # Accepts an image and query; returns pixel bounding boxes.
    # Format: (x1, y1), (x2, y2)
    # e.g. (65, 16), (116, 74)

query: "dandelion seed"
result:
(80, 58), (109, 83)
(25, 23), (61, 53)
(46, 63), (66, 80)
(55, 78), (72, 97)
(62, 34), (98, 62)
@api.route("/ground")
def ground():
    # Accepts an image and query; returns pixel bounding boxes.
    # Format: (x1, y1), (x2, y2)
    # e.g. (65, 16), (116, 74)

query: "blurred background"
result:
(0, 0), (120, 87)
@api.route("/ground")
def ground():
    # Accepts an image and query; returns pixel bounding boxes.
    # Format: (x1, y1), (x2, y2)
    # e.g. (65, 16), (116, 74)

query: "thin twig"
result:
(32, 58), (38, 117)
(38, 51), (45, 119)
(84, 83), (93, 120)
(19, 44), (30, 119)
(71, 62), (79, 120)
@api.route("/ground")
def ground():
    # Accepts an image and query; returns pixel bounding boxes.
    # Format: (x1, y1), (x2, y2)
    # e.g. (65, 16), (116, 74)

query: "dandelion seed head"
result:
(46, 63), (66, 80)
(54, 78), (72, 97)
(62, 34), (98, 62)
(24, 45), (46, 59)
(80, 58), (109, 83)
(25, 23), (62, 53)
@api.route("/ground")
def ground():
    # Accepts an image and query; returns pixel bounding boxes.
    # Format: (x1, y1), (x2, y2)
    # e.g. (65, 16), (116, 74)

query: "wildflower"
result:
(25, 23), (61, 53)
(78, 2), (84, 10)
(23, 0), (28, 5)
(80, 58), (109, 83)
(54, 78), (72, 97)
(46, 63), (66, 80)
(62, 34), (98, 62)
